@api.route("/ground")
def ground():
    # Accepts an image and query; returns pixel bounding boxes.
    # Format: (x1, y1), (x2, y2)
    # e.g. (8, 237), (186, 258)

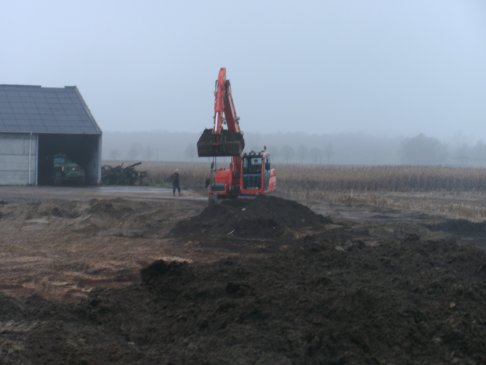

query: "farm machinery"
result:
(53, 154), (85, 185)
(101, 162), (147, 186)
(197, 67), (276, 198)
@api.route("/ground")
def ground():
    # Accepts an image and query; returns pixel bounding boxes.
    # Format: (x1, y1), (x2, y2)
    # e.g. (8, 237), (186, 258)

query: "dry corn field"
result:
(133, 161), (486, 221)
(137, 162), (486, 193)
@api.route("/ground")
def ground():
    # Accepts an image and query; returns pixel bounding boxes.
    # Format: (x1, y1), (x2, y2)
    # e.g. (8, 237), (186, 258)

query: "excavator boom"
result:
(197, 68), (245, 157)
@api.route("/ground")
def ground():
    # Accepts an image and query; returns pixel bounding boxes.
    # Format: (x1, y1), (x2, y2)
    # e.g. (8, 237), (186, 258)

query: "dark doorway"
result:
(38, 134), (100, 185)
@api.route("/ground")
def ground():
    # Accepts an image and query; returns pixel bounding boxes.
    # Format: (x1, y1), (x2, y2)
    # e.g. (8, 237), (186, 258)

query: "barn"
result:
(0, 85), (102, 185)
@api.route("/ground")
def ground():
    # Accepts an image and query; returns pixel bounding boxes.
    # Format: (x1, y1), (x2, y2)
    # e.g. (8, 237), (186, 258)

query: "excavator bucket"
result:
(197, 128), (245, 157)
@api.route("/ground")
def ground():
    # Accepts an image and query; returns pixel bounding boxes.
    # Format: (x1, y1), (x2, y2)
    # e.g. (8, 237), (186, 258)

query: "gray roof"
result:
(0, 85), (101, 135)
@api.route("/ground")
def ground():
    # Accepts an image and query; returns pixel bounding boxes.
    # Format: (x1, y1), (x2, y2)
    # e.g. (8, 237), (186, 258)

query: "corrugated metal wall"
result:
(0, 134), (38, 185)
(86, 135), (102, 185)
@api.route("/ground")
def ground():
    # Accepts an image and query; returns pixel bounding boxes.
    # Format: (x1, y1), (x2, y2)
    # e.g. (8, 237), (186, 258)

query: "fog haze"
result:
(1, 0), (485, 141)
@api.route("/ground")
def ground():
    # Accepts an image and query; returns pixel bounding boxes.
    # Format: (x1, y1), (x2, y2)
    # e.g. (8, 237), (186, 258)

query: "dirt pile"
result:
(2, 237), (486, 364)
(0, 197), (207, 302)
(171, 195), (332, 239)
(0, 198), (202, 239)
(427, 219), (486, 237)
(0, 200), (81, 221)
(79, 198), (202, 237)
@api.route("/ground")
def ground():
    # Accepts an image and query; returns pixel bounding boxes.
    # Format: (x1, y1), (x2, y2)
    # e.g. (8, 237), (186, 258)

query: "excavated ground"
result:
(172, 195), (331, 239)
(0, 194), (486, 364)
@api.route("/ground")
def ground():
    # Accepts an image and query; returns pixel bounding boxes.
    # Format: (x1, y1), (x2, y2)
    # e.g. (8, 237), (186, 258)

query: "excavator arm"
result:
(197, 68), (245, 157)
(213, 68), (241, 134)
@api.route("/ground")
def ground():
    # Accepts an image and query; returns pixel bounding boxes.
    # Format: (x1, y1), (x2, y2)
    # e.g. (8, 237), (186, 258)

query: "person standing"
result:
(171, 169), (181, 196)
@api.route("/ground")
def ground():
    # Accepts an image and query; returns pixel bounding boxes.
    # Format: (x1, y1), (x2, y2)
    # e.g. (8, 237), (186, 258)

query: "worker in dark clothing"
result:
(171, 169), (181, 196)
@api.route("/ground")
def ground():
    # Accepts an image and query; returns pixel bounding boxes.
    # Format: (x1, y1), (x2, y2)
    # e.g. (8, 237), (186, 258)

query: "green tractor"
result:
(53, 154), (86, 185)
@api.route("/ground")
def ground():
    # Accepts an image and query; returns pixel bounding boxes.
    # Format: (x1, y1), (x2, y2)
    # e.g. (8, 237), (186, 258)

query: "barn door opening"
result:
(37, 134), (100, 185)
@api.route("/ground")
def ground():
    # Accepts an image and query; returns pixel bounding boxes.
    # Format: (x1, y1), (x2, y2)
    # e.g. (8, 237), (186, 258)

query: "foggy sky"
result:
(1, 0), (485, 141)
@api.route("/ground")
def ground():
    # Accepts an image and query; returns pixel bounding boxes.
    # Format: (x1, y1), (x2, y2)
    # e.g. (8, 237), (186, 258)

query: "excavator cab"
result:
(242, 152), (263, 189)
(208, 149), (276, 198)
(241, 151), (275, 192)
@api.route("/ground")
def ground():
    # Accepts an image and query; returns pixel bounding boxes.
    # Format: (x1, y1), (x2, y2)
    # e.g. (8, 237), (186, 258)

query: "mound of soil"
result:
(87, 198), (136, 219)
(2, 237), (486, 364)
(171, 195), (332, 239)
(428, 219), (486, 237)
(0, 198), (200, 239)
(0, 200), (82, 221)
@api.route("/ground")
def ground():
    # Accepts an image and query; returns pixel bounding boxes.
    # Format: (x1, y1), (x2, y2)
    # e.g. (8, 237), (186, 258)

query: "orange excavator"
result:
(197, 67), (277, 198)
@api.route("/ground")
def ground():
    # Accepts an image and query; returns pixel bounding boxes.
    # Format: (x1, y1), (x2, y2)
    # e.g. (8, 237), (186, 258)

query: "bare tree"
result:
(297, 144), (308, 164)
(127, 142), (143, 160)
(282, 145), (295, 164)
(184, 143), (197, 161)
(109, 149), (120, 161)
(309, 147), (323, 164)
(144, 146), (154, 161)
(400, 133), (446, 165)
(325, 142), (334, 164)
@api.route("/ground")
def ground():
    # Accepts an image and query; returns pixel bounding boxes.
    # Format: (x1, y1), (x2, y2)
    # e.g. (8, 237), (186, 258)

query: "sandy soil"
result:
(0, 187), (210, 301)
(0, 186), (484, 302)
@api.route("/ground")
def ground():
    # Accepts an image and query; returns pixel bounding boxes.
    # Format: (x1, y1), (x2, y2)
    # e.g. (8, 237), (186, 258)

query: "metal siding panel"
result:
(97, 134), (102, 184)
(0, 133), (38, 185)
(0, 134), (30, 154)
(33, 134), (39, 185)
(0, 171), (31, 185)
(28, 134), (37, 185)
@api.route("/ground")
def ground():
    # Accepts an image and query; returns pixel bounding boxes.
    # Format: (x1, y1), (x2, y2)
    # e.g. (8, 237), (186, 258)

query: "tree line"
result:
(103, 131), (486, 167)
